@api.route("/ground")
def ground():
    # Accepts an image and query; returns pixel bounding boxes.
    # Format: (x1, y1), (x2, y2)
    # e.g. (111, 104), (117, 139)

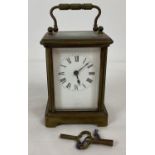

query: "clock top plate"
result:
(40, 31), (113, 48)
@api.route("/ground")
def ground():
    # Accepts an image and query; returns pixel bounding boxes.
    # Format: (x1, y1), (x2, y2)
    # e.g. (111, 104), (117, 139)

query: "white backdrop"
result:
(29, 0), (125, 62)
(29, 0), (126, 155)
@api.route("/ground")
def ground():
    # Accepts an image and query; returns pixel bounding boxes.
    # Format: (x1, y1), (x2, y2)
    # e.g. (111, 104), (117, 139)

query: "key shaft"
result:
(60, 134), (78, 140)
(92, 138), (113, 146)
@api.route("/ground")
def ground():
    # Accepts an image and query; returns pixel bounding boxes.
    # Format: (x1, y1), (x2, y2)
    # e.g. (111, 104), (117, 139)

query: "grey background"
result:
(29, 0), (125, 62)
(29, 0), (126, 155)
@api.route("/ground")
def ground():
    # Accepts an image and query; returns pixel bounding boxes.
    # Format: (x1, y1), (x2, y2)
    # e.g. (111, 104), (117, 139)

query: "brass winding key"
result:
(60, 130), (114, 150)
(60, 131), (92, 149)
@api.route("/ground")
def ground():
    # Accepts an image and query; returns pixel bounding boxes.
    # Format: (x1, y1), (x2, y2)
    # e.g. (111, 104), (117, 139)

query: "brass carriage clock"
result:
(40, 4), (113, 127)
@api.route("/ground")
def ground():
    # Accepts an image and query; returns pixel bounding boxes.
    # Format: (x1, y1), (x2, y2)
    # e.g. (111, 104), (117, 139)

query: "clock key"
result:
(60, 130), (91, 141)
(92, 129), (113, 146)
(91, 138), (113, 146)
(60, 134), (78, 140)
(60, 131), (92, 150)
(76, 136), (113, 149)
(59, 130), (114, 149)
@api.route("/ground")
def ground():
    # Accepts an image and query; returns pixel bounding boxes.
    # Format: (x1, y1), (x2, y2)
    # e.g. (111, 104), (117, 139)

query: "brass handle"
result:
(48, 3), (103, 32)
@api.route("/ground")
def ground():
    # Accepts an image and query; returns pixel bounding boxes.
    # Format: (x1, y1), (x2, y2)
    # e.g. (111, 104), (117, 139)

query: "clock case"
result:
(40, 4), (113, 127)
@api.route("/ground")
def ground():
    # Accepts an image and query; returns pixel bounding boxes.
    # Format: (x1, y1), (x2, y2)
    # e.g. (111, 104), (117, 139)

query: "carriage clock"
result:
(40, 4), (113, 127)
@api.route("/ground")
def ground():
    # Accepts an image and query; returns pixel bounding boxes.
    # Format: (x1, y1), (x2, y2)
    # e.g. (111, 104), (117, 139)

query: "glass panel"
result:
(53, 47), (100, 111)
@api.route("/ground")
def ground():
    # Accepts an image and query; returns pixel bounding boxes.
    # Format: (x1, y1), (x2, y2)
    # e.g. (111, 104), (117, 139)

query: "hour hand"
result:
(77, 78), (80, 85)
(73, 70), (81, 85)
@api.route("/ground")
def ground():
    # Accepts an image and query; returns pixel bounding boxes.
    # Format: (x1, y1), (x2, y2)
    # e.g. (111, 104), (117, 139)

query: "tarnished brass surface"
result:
(49, 3), (102, 32)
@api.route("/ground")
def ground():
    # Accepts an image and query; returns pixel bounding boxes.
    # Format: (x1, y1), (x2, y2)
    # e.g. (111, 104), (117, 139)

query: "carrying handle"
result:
(48, 3), (103, 33)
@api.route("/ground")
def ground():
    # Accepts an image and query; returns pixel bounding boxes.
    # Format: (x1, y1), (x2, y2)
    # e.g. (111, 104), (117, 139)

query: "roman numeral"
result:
(75, 56), (79, 62)
(58, 72), (65, 75)
(86, 78), (93, 83)
(87, 64), (93, 68)
(66, 58), (71, 64)
(74, 84), (78, 90)
(82, 83), (86, 88)
(60, 64), (66, 68)
(89, 72), (95, 75)
(60, 78), (66, 84)
(66, 82), (71, 89)
(83, 58), (86, 64)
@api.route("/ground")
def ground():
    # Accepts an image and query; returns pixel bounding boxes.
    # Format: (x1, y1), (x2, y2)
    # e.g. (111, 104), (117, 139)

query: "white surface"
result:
(29, 0), (125, 154)
(28, 61), (126, 155)
(28, 0), (125, 62)
(53, 48), (100, 110)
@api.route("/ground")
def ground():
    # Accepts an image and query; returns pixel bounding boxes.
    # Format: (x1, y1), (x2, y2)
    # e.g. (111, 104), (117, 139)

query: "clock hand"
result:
(73, 70), (81, 85)
(76, 75), (81, 85)
(78, 63), (89, 72)
(73, 62), (89, 85)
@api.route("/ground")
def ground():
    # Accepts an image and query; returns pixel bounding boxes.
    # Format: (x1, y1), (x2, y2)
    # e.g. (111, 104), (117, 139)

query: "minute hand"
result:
(78, 63), (89, 72)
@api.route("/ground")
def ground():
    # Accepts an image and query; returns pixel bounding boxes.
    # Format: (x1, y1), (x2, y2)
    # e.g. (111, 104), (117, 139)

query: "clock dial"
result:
(58, 55), (95, 91)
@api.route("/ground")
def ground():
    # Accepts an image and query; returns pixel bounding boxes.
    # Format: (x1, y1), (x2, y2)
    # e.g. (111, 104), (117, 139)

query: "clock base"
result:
(45, 103), (108, 127)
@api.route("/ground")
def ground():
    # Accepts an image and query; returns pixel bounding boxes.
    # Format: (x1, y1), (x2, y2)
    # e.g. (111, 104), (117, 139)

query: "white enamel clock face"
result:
(53, 48), (100, 110)
(58, 55), (95, 91)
